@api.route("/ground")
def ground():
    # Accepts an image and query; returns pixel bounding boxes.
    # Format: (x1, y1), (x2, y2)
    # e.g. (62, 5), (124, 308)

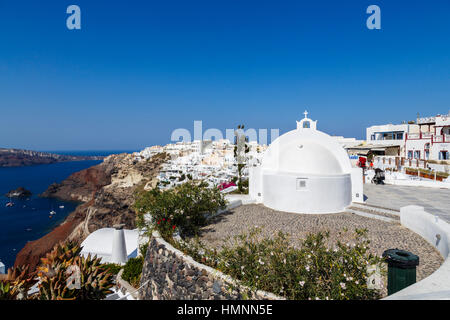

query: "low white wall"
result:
(385, 205), (450, 299)
(385, 178), (450, 189)
(351, 167), (364, 203)
(249, 166), (262, 203)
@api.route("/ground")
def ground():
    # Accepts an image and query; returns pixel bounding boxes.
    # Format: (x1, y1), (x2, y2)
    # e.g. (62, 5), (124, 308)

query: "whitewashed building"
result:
(366, 123), (419, 157)
(405, 112), (450, 161)
(249, 111), (363, 214)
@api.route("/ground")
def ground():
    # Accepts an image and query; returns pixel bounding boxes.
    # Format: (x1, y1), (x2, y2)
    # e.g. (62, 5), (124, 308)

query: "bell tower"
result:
(296, 110), (317, 130)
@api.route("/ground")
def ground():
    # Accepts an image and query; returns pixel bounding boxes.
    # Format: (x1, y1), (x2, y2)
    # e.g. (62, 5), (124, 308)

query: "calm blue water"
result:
(0, 151), (136, 270)
(44, 150), (137, 157)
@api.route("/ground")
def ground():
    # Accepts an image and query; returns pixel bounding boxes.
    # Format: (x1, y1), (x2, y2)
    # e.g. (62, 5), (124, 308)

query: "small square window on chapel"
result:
(296, 178), (307, 190)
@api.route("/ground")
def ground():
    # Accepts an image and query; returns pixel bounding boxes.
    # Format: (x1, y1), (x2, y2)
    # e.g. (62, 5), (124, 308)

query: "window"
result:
(371, 134), (375, 141)
(424, 143), (430, 160)
(439, 151), (449, 160)
(396, 132), (403, 140)
(414, 151), (420, 159)
(383, 133), (394, 140)
(303, 121), (310, 128)
(407, 151), (413, 159)
(296, 178), (307, 190)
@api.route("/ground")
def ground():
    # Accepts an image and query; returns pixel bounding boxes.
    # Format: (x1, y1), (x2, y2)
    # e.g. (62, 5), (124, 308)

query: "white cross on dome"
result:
(303, 110), (308, 118)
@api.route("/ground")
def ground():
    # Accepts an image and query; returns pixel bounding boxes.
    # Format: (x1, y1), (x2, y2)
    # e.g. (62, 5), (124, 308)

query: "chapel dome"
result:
(261, 123), (352, 176)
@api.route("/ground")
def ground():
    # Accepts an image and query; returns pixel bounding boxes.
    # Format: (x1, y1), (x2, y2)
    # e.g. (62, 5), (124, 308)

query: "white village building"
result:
(365, 111), (450, 162)
(405, 112), (450, 161)
(249, 111), (363, 214)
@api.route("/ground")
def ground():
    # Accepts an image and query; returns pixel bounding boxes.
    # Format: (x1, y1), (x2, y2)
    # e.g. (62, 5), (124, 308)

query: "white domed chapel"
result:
(249, 111), (363, 214)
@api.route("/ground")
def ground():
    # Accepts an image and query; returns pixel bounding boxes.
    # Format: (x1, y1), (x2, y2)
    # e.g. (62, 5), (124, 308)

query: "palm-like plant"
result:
(36, 242), (115, 300)
(0, 266), (37, 300)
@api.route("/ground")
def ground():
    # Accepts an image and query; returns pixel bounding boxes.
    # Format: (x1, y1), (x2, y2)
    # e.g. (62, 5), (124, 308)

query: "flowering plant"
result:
(176, 227), (384, 300)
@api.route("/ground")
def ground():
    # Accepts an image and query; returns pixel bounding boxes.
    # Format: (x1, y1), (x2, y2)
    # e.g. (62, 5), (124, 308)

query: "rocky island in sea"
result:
(0, 148), (104, 167)
(5, 187), (32, 198)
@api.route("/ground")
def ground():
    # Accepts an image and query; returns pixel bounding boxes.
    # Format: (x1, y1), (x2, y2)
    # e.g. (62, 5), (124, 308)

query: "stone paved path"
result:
(199, 204), (443, 290)
(363, 184), (450, 223)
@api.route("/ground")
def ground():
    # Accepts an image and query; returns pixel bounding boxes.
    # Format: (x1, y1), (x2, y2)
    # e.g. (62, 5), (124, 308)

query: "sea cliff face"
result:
(14, 152), (169, 270)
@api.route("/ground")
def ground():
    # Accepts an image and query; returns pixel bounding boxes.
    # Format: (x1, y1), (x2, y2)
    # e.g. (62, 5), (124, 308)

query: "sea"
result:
(0, 150), (136, 270)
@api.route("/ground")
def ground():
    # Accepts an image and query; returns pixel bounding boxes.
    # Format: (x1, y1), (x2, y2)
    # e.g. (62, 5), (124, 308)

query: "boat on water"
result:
(5, 197), (14, 207)
(50, 210), (56, 215)
(59, 205), (64, 209)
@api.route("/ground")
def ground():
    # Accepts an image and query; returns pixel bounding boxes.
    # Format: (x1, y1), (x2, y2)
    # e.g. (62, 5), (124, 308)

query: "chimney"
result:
(111, 224), (127, 264)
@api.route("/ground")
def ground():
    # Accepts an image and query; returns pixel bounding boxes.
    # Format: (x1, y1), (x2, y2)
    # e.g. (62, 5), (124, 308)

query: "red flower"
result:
(172, 225), (176, 230)
(163, 218), (165, 221)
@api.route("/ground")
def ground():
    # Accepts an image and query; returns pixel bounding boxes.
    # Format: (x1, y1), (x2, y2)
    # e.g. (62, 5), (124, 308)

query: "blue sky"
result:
(0, 0), (449, 150)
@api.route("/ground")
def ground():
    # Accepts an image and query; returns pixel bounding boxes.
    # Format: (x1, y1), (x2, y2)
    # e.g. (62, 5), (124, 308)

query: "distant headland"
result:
(0, 148), (104, 167)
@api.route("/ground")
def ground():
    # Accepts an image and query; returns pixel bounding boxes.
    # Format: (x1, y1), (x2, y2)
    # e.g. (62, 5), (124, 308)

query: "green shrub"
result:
(102, 263), (122, 275)
(135, 181), (227, 238)
(122, 257), (144, 288)
(175, 228), (384, 300)
(139, 241), (150, 258)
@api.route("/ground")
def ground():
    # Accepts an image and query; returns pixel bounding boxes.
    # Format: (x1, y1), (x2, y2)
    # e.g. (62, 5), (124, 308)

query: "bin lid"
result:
(382, 249), (419, 268)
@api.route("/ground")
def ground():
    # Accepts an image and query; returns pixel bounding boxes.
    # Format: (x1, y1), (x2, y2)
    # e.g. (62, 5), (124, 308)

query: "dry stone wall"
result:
(139, 232), (282, 300)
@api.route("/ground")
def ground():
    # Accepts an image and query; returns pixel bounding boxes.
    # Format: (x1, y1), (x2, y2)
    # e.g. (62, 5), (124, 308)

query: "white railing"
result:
(434, 135), (444, 142)
(408, 133), (420, 139)
(417, 116), (436, 124)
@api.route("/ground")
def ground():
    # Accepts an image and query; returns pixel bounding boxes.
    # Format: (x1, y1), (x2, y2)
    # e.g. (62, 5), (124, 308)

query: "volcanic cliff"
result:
(14, 152), (169, 270)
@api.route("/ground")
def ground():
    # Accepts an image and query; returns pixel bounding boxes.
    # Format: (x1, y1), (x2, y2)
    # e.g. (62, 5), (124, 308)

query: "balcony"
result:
(408, 133), (420, 139)
(407, 132), (433, 140)
(432, 134), (450, 143)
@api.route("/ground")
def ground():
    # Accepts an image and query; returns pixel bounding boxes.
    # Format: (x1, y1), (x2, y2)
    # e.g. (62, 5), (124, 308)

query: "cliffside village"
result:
(132, 139), (268, 191)
(127, 110), (450, 192)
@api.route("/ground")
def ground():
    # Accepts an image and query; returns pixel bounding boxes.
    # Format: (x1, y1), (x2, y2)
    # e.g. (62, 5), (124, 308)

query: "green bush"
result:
(102, 263), (122, 275)
(139, 242), (149, 257)
(135, 181), (227, 238)
(175, 228), (384, 300)
(122, 257), (144, 288)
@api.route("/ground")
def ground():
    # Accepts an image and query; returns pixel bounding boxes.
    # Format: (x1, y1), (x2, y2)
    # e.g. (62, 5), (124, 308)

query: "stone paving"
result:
(198, 204), (443, 291)
(363, 183), (450, 223)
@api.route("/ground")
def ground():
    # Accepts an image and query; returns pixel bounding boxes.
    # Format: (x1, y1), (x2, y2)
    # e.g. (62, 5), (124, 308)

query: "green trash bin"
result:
(382, 249), (419, 295)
